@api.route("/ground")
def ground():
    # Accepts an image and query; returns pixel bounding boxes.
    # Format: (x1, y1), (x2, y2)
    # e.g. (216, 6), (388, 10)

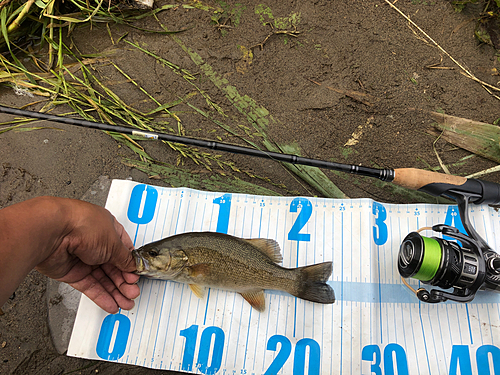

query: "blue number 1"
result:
(213, 194), (231, 234)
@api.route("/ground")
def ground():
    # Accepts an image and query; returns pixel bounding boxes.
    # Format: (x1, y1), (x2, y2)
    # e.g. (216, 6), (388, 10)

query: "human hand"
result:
(35, 199), (140, 314)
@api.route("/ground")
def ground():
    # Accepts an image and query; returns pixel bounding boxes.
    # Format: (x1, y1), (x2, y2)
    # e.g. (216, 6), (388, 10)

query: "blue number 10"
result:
(180, 325), (225, 374)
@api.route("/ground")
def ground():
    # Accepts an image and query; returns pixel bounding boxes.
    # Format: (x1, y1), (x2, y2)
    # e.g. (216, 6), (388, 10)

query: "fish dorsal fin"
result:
(243, 239), (282, 263)
(189, 284), (205, 298)
(239, 289), (266, 312)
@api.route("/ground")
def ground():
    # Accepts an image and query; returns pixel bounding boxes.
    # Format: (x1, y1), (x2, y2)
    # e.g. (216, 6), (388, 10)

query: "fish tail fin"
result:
(293, 261), (335, 304)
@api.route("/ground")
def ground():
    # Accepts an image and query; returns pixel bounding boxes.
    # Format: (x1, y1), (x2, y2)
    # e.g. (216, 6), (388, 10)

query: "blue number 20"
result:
(264, 335), (320, 375)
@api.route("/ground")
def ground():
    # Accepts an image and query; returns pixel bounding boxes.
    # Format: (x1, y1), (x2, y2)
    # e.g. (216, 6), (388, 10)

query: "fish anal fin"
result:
(189, 284), (205, 298)
(243, 239), (283, 263)
(240, 289), (266, 312)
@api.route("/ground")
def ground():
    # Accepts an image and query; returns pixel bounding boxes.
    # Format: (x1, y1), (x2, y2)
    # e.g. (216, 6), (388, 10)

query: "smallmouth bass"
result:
(132, 232), (335, 312)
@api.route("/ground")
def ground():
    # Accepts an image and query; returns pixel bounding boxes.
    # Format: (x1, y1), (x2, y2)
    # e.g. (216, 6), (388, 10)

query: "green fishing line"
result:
(413, 236), (442, 282)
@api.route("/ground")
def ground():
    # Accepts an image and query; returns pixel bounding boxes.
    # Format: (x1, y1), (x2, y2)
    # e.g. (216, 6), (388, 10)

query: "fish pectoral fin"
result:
(189, 284), (205, 298)
(242, 239), (283, 263)
(187, 263), (211, 277)
(239, 289), (266, 312)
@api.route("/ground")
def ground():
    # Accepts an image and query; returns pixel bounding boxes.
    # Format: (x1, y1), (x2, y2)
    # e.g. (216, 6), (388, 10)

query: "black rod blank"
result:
(0, 105), (395, 182)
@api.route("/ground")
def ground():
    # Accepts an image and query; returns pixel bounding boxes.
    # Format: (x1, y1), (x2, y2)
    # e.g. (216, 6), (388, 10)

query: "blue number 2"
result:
(288, 198), (312, 242)
(264, 335), (292, 375)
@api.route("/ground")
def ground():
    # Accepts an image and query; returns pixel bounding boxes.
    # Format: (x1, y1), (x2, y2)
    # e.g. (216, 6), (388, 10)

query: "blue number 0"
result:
(96, 314), (131, 360)
(288, 198), (312, 242)
(294, 338), (320, 375)
(127, 184), (158, 224)
(197, 326), (225, 374)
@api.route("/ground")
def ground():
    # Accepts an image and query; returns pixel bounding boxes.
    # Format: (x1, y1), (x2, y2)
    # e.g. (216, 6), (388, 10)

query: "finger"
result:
(108, 242), (137, 273)
(101, 263), (141, 300)
(89, 267), (137, 311)
(92, 267), (136, 310)
(119, 282), (141, 300)
(113, 217), (134, 251)
(68, 274), (120, 314)
(123, 271), (140, 285)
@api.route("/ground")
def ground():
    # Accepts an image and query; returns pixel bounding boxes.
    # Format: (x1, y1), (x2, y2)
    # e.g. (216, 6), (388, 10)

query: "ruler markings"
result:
(68, 182), (500, 374)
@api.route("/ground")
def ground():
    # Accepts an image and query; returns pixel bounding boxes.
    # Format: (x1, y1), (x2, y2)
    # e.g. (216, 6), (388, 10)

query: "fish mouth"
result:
(132, 250), (150, 275)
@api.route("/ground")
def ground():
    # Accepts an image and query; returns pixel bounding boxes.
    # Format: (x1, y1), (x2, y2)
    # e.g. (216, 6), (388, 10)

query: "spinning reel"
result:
(398, 182), (500, 303)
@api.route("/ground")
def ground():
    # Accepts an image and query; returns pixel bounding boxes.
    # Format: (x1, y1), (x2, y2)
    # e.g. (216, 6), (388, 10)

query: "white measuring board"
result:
(67, 179), (500, 375)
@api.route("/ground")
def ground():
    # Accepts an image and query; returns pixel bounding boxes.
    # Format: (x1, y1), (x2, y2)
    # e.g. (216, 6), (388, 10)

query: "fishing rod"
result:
(2, 104), (498, 201)
(2, 104), (500, 303)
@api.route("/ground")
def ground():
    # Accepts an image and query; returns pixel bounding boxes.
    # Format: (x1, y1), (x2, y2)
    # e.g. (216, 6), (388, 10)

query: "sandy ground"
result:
(1, 0), (500, 373)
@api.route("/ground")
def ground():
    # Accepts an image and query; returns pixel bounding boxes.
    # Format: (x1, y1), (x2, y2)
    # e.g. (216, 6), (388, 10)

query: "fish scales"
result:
(168, 233), (299, 293)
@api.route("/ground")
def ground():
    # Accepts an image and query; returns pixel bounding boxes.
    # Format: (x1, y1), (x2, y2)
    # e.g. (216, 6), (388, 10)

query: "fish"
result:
(132, 231), (335, 312)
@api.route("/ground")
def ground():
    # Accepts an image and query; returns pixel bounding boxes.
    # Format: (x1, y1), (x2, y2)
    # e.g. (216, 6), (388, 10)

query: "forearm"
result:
(0, 196), (70, 306)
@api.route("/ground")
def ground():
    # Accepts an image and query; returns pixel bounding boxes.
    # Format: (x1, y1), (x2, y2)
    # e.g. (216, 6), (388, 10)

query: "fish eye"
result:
(148, 249), (159, 257)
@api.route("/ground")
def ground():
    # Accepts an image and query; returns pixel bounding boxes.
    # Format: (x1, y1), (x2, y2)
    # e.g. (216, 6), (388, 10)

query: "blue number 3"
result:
(372, 202), (388, 246)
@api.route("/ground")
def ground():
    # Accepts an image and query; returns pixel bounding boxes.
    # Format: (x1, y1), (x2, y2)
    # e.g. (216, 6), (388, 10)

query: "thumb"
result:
(109, 243), (137, 273)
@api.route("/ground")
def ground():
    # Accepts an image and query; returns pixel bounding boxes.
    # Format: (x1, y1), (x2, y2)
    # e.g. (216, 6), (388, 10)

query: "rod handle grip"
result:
(392, 168), (467, 190)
